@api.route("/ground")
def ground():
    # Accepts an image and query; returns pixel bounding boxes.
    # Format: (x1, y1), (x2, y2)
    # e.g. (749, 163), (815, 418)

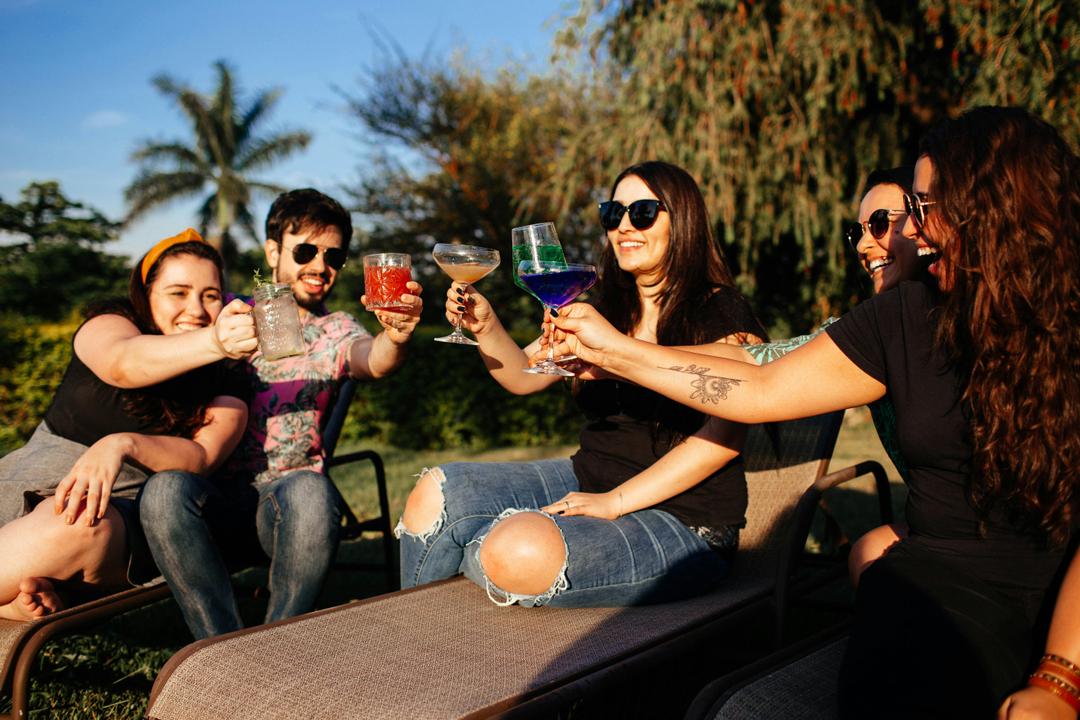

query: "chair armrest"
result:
(816, 460), (893, 525)
(772, 460), (893, 645)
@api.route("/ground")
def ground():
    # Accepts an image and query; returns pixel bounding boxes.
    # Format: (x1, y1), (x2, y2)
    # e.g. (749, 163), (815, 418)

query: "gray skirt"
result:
(0, 422), (157, 584)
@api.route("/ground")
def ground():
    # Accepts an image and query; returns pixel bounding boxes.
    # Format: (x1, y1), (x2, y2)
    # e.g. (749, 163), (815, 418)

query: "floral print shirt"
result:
(220, 310), (370, 485)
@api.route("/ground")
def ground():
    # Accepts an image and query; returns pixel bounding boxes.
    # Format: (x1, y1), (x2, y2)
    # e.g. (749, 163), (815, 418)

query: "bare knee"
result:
(6, 502), (126, 584)
(479, 512), (566, 596)
(848, 523), (905, 588)
(400, 467), (446, 535)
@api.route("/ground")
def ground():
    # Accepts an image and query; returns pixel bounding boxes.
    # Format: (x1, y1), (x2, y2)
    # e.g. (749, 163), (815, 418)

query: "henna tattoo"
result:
(664, 364), (744, 404)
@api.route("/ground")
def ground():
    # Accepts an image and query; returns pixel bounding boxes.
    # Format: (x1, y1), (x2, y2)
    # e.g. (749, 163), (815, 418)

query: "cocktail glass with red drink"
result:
(517, 260), (597, 377)
(363, 253), (413, 312)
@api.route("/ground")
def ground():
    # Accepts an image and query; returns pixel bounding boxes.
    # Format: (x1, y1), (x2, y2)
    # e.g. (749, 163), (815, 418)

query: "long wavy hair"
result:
(84, 241), (226, 438)
(594, 161), (740, 345)
(921, 107), (1080, 545)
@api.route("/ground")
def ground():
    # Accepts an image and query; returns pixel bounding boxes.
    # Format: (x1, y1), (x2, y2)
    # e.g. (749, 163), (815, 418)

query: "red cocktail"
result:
(363, 254), (412, 311)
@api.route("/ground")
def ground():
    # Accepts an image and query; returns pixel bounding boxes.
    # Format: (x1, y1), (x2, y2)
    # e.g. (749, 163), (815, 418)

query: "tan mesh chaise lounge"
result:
(0, 379), (391, 720)
(145, 410), (892, 720)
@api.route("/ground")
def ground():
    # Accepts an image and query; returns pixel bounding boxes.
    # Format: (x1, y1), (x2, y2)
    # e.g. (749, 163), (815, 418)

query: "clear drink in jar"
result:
(252, 283), (306, 360)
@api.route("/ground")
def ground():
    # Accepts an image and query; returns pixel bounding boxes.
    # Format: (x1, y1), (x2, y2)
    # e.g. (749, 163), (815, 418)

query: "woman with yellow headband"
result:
(0, 229), (255, 620)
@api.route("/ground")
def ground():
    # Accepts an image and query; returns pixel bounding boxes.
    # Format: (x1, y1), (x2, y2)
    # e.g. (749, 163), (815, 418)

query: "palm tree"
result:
(125, 60), (312, 257)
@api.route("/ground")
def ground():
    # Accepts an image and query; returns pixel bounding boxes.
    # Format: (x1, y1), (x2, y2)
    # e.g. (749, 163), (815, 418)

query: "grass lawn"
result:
(1, 411), (902, 719)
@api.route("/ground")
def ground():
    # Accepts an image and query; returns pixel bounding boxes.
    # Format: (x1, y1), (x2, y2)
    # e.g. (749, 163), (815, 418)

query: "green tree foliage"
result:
(0, 182), (127, 321)
(125, 60), (312, 263)
(341, 50), (605, 326)
(551, 0), (1079, 333)
(0, 317), (77, 453)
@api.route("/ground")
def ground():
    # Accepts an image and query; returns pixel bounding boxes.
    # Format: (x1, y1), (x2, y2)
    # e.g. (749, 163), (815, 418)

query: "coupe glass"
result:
(432, 243), (500, 346)
(517, 260), (597, 376)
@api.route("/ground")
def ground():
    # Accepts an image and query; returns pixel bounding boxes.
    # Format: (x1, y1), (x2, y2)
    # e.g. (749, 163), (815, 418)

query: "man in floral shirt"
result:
(138, 189), (422, 639)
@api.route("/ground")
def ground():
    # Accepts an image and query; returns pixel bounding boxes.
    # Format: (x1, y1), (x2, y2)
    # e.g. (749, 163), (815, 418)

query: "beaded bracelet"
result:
(1029, 673), (1080, 713)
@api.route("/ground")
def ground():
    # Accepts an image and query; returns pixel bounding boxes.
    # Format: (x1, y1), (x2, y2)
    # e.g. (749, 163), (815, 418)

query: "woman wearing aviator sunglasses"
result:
(396, 160), (766, 608)
(552, 107), (1080, 717)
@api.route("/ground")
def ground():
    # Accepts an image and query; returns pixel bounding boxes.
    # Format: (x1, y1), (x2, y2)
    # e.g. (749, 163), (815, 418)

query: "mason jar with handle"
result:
(252, 283), (306, 360)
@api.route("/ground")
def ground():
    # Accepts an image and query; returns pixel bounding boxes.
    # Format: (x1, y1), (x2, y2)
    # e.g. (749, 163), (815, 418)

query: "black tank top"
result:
(45, 332), (245, 447)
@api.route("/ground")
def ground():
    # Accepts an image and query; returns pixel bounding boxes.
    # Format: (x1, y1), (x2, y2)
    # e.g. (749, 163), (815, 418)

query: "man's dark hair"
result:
(862, 166), (914, 197)
(265, 188), (353, 251)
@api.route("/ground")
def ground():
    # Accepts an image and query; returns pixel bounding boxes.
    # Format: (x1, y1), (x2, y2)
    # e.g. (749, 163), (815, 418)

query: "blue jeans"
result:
(138, 470), (341, 639)
(396, 459), (728, 607)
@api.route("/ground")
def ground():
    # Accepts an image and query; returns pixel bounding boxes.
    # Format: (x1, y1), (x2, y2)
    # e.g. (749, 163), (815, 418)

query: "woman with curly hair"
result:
(551, 107), (1080, 716)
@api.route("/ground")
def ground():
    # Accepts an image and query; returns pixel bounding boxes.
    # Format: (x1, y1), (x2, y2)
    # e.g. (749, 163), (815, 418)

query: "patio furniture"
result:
(0, 378), (389, 720)
(144, 410), (882, 720)
(684, 631), (849, 720)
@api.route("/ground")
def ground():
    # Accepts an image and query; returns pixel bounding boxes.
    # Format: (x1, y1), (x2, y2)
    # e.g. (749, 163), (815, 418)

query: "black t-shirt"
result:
(826, 281), (1065, 599)
(571, 286), (766, 533)
(45, 334), (249, 447)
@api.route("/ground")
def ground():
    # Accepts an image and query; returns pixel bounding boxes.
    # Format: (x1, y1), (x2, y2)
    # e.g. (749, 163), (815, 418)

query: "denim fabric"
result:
(138, 469), (341, 639)
(397, 459), (727, 607)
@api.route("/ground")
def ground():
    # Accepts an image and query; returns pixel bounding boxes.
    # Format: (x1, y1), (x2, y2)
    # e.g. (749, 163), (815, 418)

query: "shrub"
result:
(0, 322), (583, 455)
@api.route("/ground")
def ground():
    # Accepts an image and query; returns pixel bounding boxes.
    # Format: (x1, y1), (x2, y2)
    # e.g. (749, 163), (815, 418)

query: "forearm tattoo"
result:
(664, 364), (744, 405)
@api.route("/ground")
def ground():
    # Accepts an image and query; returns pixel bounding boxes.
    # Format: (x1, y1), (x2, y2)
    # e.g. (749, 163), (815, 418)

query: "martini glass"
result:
(432, 243), (501, 345)
(517, 260), (597, 376)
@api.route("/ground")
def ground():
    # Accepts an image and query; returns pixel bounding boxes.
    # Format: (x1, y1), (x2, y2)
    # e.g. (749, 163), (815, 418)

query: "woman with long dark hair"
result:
(0, 229), (254, 619)
(396, 161), (766, 606)
(552, 107), (1079, 715)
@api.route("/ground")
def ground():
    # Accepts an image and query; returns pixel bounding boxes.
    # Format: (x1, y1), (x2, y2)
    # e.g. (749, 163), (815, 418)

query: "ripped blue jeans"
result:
(396, 459), (728, 607)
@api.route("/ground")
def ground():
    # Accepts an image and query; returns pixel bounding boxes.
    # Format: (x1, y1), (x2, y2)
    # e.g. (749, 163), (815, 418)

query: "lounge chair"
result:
(144, 410), (890, 720)
(0, 379), (390, 720)
(683, 631), (849, 720)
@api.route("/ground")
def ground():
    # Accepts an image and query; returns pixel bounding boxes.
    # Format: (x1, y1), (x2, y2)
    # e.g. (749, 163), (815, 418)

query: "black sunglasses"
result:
(903, 193), (937, 229)
(598, 199), (666, 231)
(844, 208), (907, 250)
(289, 242), (347, 270)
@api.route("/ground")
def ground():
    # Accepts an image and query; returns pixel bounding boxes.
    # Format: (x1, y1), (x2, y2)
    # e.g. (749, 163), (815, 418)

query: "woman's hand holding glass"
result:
(363, 281), (424, 343)
(444, 282), (499, 338)
(545, 303), (630, 371)
(212, 298), (258, 359)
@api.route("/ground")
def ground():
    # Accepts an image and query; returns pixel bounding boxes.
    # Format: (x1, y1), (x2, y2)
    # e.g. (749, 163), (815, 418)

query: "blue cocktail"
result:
(518, 261), (597, 376)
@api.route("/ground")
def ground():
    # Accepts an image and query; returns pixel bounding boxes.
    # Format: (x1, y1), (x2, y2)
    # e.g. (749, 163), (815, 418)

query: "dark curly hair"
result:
(84, 240), (227, 439)
(920, 106), (1080, 545)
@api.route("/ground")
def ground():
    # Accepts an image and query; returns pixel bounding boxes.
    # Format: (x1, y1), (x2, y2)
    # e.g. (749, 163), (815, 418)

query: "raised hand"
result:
(445, 282), (498, 336)
(212, 298), (258, 359)
(549, 302), (628, 368)
(368, 281), (423, 344)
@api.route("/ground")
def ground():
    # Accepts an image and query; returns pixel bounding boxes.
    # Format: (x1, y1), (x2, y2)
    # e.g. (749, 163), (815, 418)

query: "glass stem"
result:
(546, 306), (556, 362)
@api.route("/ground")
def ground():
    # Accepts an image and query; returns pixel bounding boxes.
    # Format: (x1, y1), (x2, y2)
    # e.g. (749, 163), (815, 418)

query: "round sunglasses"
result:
(598, 199), (666, 231)
(844, 208), (907, 250)
(288, 242), (347, 270)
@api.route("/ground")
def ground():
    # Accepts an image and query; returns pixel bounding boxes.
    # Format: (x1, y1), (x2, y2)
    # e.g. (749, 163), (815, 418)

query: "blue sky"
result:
(0, 0), (567, 258)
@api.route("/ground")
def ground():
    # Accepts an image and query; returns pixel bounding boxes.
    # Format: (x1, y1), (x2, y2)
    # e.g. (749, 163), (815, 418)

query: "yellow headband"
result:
(140, 228), (207, 283)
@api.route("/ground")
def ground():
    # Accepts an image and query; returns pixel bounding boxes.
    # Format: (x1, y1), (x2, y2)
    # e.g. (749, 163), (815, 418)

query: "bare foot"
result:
(0, 578), (64, 621)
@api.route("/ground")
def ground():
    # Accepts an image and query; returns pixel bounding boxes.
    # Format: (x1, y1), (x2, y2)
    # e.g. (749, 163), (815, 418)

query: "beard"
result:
(275, 262), (333, 312)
